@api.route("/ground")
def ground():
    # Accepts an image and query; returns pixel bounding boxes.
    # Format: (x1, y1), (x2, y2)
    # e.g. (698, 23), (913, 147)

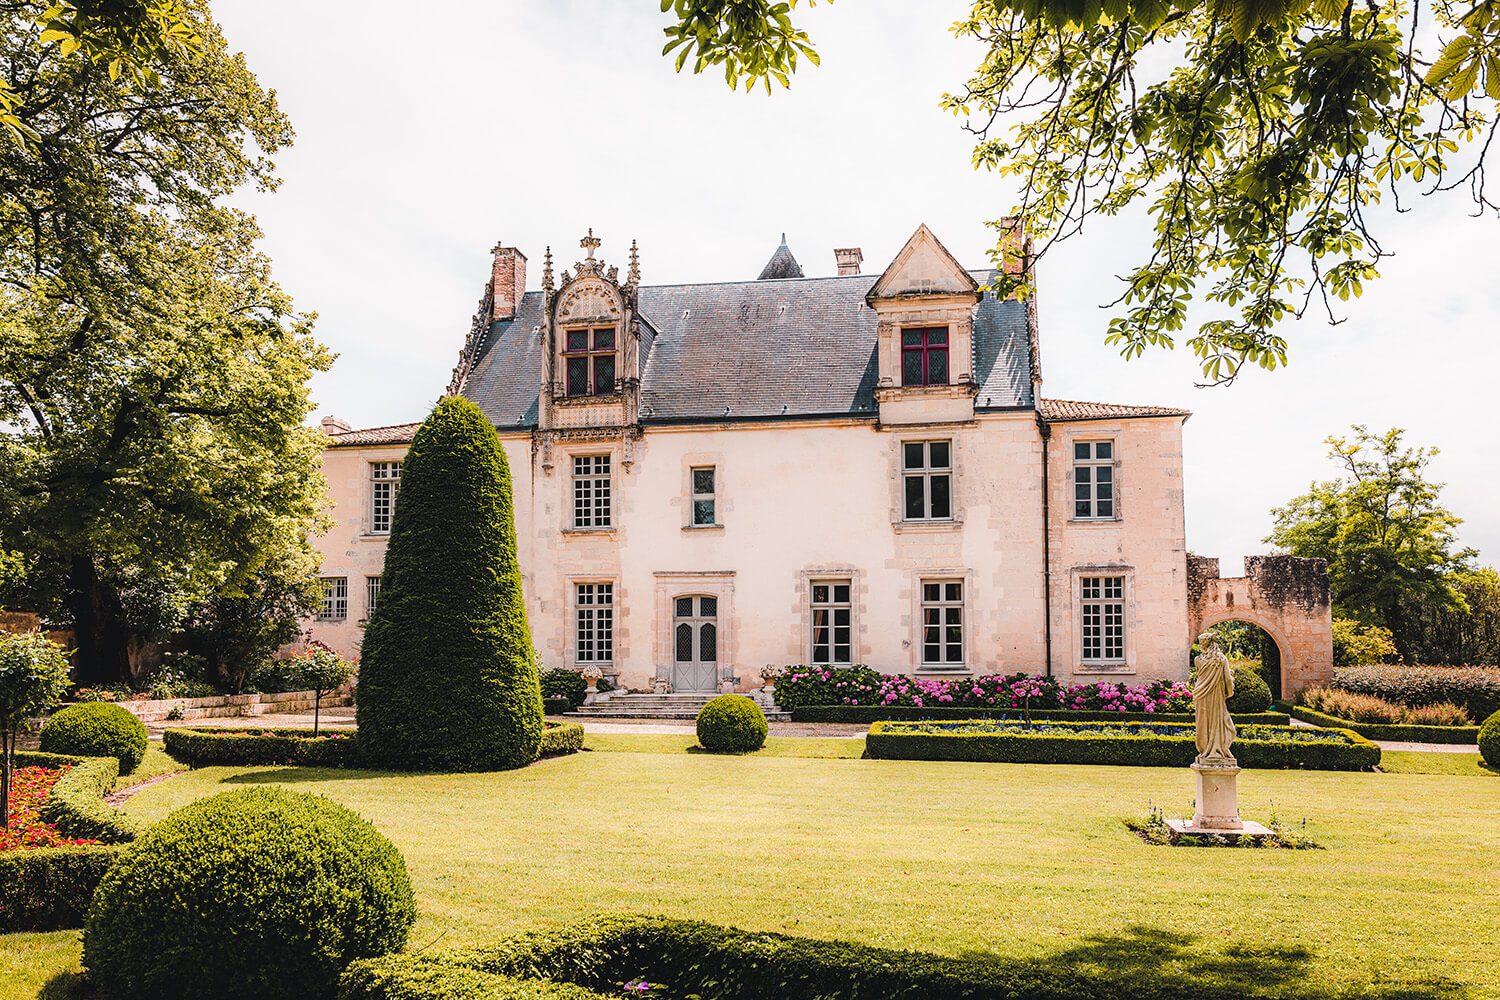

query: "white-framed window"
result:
(365, 576), (381, 617)
(691, 466), (716, 526)
(575, 582), (614, 664)
(920, 579), (964, 667)
(902, 440), (952, 521)
(318, 577), (347, 621)
(1080, 575), (1126, 662)
(370, 461), (402, 533)
(572, 455), (611, 529)
(1073, 440), (1115, 520)
(810, 580), (852, 664)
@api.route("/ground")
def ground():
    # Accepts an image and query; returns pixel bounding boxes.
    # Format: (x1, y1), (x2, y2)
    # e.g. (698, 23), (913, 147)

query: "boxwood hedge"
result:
(16, 750), (141, 842)
(39, 702), (148, 774)
(339, 958), (613, 1000)
(164, 723), (584, 768)
(862, 721), (1380, 770)
(341, 914), (1434, 1000)
(1285, 704), (1480, 745)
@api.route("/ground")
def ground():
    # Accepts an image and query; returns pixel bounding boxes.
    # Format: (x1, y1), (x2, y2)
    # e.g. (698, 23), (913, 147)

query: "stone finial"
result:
(542, 246), (554, 294)
(580, 228), (601, 259)
(627, 239), (640, 286)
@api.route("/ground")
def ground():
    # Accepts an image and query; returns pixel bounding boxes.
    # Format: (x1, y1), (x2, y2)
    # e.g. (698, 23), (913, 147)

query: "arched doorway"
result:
(672, 595), (719, 692)
(1201, 618), (1285, 701)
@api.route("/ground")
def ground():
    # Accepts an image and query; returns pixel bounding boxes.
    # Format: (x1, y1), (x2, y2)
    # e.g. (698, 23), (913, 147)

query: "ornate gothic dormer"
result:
(865, 223), (981, 426)
(537, 229), (644, 471)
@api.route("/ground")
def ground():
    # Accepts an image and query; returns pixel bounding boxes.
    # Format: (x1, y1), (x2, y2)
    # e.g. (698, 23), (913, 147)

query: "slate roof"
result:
(756, 236), (804, 280)
(459, 269), (1038, 428)
(1038, 398), (1191, 422)
(323, 422), (420, 447)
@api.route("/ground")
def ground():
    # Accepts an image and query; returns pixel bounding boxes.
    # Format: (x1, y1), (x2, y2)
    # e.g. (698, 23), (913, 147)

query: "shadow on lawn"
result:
(220, 767), (395, 783)
(953, 925), (1470, 1000)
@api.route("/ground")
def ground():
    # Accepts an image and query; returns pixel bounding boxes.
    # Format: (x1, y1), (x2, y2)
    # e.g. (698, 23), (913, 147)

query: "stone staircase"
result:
(569, 692), (790, 721)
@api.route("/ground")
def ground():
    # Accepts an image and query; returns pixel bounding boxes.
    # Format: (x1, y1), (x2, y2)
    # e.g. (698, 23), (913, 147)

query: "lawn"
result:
(5, 735), (1497, 1000)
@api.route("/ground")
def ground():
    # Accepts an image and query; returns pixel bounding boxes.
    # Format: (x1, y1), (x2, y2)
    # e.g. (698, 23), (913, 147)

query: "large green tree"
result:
(1266, 426), (1475, 661)
(661, 0), (1497, 383)
(0, 2), (331, 683)
(1398, 567), (1500, 664)
(356, 396), (543, 772)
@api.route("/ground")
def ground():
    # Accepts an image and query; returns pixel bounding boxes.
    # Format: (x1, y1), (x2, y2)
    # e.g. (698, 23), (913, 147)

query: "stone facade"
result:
(309, 225), (1212, 692)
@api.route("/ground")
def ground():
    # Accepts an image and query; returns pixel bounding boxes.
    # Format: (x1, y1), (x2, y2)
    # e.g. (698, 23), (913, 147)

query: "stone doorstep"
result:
(118, 691), (350, 722)
(1164, 818), (1275, 840)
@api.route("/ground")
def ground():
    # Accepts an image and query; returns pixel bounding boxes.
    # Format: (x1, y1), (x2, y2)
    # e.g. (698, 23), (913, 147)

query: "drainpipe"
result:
(1036, 412), (1054, 678)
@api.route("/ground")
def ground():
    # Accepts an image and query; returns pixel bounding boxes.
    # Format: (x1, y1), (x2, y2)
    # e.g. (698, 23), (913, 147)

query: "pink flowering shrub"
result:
(773, 666), (1193, 714)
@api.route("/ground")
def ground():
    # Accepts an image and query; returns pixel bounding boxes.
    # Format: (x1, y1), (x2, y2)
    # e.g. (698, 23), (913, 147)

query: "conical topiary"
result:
(356, 396), (543, 770)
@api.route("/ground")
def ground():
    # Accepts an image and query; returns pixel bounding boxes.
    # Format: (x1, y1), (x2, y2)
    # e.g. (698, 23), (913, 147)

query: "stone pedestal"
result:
(1191, 761), (1242, 830)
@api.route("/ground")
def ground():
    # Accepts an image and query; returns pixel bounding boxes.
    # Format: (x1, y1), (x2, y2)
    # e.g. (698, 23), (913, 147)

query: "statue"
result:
(1192, 632), (1237, 766)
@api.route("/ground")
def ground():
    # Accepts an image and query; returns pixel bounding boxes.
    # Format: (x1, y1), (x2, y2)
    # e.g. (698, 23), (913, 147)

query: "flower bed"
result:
(1285, 704), (1480, 745)
(1, 766), (102, 852)
(862, 719), (1380, 770)
(774, 666), (1195, 713)
(165, 722), (586, 769)
(790, 705), (1289, 725)
(1331, 665), (1500, 722)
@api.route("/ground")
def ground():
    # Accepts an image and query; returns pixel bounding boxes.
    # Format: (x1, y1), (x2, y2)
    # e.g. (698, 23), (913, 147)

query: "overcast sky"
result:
(215, 0), (1498, 570)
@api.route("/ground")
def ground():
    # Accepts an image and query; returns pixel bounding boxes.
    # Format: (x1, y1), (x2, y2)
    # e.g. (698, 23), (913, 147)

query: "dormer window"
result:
(565, 326), (616, 396)
(901, 327), (949, 387)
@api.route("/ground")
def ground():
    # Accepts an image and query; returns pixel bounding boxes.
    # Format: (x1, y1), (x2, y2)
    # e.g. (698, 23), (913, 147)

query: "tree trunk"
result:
(68, 556), (133, 685)
(2, 728), (13, 830)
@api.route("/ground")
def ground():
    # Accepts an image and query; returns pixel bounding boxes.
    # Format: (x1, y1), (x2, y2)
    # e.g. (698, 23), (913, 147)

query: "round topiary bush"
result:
(40, 702), (148, 774)
(696, 694), (768, 753)
(83, 786), (414, 1000)
(1479, 709), (1500, 768)
(1226, 662), (1273, 714)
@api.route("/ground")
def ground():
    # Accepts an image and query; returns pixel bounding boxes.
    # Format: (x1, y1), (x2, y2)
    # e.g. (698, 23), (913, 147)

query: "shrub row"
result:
(790, 705), (1290, 725)
(341, 914), (1430, 1000)
(164, 723), (585, 768)
(164, 727), (359, 768)
(339, 958), (613, 1000)
(1481, 711), (1499, 767)
(39, 702), (149, 773)
(1285, 704), (1480, 745)
(1331, 664), (1500, 721)
(17, 751), (141, 843)
(0, 844), (123, 932)
(1297, 686), (1471, 726)
(862, 721), (1381, 771)
(542, 696), (573, 716)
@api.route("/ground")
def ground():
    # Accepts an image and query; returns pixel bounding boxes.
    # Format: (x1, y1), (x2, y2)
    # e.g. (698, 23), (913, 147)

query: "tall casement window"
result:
(370, 461), (402, 533)
(1080, 576), (1126, 663)
(575, 583), (614, 664)
(318, 577), (347, 621)
(903, 440), (952, 521)
(564, 326), (617, 397)
(920, 580), (963, 667)
(365, 576), (381, 617)
(1074, 440), (1115, 519)
(572, 455), (611, 529)
(901, 326), (949, 386)
(691, 467), (716, 526)
(810, 580), (852, 665)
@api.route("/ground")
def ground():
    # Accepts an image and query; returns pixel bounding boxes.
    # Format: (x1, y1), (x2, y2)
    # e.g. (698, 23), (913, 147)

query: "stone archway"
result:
(1187, 555), (1333, 698)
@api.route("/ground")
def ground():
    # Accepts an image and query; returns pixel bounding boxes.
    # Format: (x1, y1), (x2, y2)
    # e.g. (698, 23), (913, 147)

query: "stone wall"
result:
(1187, 554), (1332, 696)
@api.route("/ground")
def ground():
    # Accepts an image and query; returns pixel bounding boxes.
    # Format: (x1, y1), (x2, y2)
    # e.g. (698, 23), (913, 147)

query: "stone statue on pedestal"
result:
(1193, 632), (1237, 766)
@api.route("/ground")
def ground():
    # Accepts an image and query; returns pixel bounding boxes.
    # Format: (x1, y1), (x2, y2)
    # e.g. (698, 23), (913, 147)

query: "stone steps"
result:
(570, 693), (789, 721)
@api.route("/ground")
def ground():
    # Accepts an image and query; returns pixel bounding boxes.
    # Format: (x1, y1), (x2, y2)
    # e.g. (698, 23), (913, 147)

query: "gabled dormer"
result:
(539, 230), (642, 431)
(866, 224), (981, 426)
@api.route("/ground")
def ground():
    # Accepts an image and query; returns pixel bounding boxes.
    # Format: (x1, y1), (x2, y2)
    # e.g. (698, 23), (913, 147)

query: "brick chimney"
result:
(490, 243), (528, 321)
(320, 415), (351, 435)
(998, 217), (1028, 276)
(834, 247), (863, 276)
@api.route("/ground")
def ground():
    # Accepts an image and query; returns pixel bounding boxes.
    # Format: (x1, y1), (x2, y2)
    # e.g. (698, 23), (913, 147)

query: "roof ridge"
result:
(329, 420), (421, 436)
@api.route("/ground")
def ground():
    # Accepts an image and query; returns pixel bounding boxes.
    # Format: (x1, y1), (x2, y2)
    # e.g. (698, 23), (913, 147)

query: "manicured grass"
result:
(6, 750), (1498, 999)
(113, 744), (183, 791)
(1380, 750), (1497, 776)
(0, 931), (86, 1000)
(585, 732), (864, 758)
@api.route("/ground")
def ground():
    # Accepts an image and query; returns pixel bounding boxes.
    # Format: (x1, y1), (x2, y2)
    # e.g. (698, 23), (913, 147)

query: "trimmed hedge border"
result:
(164, 723), (585, 769)
(792, 705), (1290, 726)
(0, 844), (124, 932)
(17, 751), (141, 842)
(339, 914), (1430, 1000)
(2, 753), (139, 932)
(1285, 704), (1480, 744)
(862, 721), (1380, 770)
(542, 696), (573, 717)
